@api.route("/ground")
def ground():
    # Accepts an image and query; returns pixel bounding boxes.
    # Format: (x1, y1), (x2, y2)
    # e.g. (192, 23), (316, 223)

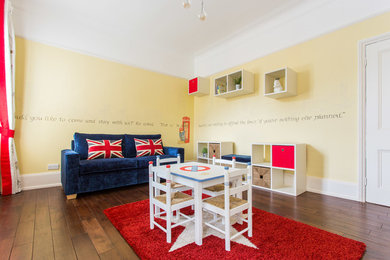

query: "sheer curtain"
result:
(0, 0), (21, 195)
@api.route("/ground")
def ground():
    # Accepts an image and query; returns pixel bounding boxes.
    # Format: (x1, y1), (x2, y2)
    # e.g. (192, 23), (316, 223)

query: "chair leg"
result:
(248, 207), (253, 237)
(191, 189), (194, 210)
(167, 211), (172, 243)
(150, 201), (154, 230)
(225, 216), (230, 251)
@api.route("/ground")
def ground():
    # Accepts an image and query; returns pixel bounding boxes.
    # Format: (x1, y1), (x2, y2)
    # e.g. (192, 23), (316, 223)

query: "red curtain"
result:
(0, 0), (19, 195)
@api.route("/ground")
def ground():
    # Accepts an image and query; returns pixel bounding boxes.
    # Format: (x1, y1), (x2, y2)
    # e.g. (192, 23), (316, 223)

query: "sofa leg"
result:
(67, 194), (77, 200)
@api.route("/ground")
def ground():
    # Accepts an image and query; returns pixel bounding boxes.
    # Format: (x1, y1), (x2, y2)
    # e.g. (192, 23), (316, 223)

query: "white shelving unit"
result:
(264, 67), (297, 99)
(214, 69), (254, 98)
(251, 143), (306, 196)
(197, 141), (233, 163)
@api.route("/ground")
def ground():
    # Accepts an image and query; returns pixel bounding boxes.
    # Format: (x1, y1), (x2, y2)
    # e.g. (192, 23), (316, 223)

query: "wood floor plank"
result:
(13, 219), (35, 246)
(9, 242), (33, 260)
(0, 238), (14, 259)
(64, 199), (85, 237)
(72, 233), (100, 260)
(100, 247), (139, 260)
(51, 226), (77, 260)
(81, 217), (113, 254)
(33, 228), (54, 260)
(19, 190), (37, 224)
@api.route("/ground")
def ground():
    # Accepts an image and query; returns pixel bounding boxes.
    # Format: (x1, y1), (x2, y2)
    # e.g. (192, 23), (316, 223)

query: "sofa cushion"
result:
(221, 154), (251, 163)
(87, 139), (124, 160)
(74, 133), (125, 160)
(136, 155), (177, 168)
(79, 157), (137, 175)
(123, 134), (162, 158)
(134, 138), (164, 157)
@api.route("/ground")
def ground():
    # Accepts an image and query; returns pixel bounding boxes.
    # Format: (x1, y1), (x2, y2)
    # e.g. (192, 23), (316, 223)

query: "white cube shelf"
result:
(264, 67), (297, 99)
(251, 143), (306, 196)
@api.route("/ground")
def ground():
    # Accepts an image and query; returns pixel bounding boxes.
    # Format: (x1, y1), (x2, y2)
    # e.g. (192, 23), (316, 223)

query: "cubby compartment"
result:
(189, 77), (209, 96)
(197, 142), (209, 159)
(264, 67), (296, 99)
(272, 145), (294, 169)
(251, 144), (271, 167)
(271, 169), (295, 195)
(227, 71), (242, 92)
(252, 166), (271, 188)
(209, 143), (221, 159)
(215, 76), (227, 95)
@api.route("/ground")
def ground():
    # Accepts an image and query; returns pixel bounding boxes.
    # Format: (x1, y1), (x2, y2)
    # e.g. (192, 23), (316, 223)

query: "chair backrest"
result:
(149, 162), (172, 206)
(212, 155), (236, 168)
(156, 154), (180, 166)
(223, 163), (252, 210)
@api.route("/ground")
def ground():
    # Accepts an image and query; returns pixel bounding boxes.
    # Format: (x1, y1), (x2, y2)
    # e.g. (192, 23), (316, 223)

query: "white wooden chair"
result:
(156, 155), (188, 192)
(202, 156), (237, 197)
(149, 163), (195, 243)
(202, 163), (253, 251)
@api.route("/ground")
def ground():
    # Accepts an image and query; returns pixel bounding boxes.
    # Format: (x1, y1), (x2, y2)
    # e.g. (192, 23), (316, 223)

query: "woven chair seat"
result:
(204, 182), (235, 192)
(155, 192), (192, 205)
(162, 182), (185, 189)
(204, 183), (225, 192)
(203, 195), (247, 209)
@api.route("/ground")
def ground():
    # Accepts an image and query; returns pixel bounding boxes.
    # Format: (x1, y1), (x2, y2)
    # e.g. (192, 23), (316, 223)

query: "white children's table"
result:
(151, 162), (247, 246)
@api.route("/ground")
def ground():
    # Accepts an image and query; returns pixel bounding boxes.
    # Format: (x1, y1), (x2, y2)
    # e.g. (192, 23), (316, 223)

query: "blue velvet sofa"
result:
(61, 133), (184, 199)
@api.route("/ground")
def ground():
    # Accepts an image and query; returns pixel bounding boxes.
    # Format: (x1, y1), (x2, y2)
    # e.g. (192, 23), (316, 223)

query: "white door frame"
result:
(358, 32), (390, 202)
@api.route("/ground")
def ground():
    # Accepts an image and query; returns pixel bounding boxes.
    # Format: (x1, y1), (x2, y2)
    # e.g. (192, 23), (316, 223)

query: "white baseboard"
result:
(306, 176), (359, 201)
(21, 171), (61, 190)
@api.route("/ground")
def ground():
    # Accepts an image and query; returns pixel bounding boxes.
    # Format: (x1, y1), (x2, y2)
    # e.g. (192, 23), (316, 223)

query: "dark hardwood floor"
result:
(1, 185), (389, 259)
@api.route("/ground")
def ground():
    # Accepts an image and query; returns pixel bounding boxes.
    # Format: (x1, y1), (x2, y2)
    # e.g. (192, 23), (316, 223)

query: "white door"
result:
(366, 38), (390, 206)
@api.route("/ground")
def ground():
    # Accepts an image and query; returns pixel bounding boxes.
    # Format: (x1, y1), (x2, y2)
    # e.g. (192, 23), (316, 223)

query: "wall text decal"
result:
(15, 114), (181, 128)
(198, 112), (346, 128)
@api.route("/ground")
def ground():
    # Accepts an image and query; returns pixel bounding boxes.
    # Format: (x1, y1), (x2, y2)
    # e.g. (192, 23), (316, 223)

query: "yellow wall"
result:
(194, 12), (390, 183)
(15, 37), (194, 174)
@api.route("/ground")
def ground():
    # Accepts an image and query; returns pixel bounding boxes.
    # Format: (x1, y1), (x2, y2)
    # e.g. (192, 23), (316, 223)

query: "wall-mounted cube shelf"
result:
(264, 67), (297, 99)
(214, 69), (254, 98)
(189, 77), (209, 96)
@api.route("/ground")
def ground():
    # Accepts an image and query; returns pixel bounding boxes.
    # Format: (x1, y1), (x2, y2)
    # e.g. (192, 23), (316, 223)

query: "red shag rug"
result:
(104, 199), (366, 260)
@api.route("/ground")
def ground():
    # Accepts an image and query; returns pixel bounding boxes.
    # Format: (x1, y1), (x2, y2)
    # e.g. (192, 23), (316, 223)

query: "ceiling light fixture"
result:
(198, 0), (207, 21)
(183, 0), (191, 8)
(182, 0), (207, 21)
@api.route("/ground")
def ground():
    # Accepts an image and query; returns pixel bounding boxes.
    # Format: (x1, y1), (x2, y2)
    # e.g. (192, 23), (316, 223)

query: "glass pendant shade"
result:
(198, 1), (206, 21)
(183, 0), (191, 8)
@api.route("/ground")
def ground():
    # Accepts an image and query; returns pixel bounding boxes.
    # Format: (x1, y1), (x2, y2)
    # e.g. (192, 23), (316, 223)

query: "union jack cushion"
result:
(86, 139), (124, 160)
(134, 138), (164, 157)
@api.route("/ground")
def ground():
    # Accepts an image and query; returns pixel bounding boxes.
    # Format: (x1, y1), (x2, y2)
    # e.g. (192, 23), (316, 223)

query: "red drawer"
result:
(189, 78), (198, 94)
(272, 145), (295, 169)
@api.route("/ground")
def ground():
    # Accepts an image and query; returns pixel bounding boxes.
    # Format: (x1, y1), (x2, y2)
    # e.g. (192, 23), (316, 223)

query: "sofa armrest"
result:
(61, 149), (80, 195)
(163, 146), (185, 163)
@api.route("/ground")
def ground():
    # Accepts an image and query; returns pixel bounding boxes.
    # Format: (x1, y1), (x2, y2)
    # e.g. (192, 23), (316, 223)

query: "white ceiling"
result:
(11, 0), (390, 78)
